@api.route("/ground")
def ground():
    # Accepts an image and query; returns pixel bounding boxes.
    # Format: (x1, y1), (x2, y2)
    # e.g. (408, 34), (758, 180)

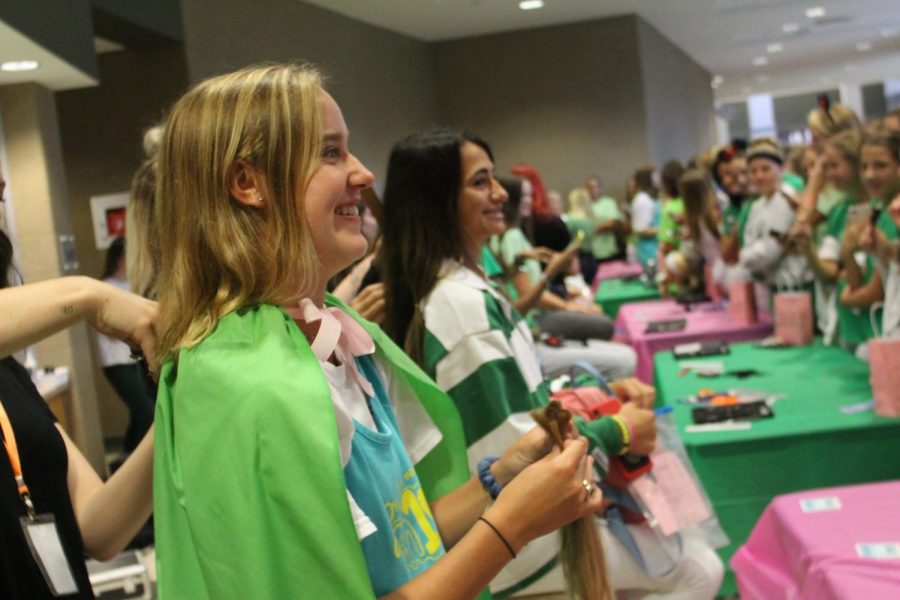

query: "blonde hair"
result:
(807, 102), (862, 138)
(155, 63), (324, 366)
(567, 186), (592, 218)
(127, 159), (159, 299)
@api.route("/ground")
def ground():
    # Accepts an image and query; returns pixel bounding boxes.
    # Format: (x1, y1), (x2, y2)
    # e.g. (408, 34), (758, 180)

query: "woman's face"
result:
(304, 92), (375, 279)
(519, 179), (533, 218)
(547, 191), (563, 217)
(457, 141), (507, 250)
(860, 144), (900, 201)
(823, 144), (855, 191)
(722, 157), (749, 196)
(749, 157), (781, 197)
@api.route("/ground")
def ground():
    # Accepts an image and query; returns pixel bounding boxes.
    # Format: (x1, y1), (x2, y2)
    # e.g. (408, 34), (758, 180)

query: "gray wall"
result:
(638, 19), (714, 167)
(433, 15), (649, 200)
(180, 0), (439, 183)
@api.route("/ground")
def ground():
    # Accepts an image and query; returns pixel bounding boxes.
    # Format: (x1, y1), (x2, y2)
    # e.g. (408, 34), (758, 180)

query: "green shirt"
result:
(422, 261), (623, 595)
(591, 196), (621, 260)
(658, 197), (685, 247)
(821, 198), (877, 347)
(489, 227), (541, 284)
(782, 172), (805, 194)
(722, 198), (754, 242)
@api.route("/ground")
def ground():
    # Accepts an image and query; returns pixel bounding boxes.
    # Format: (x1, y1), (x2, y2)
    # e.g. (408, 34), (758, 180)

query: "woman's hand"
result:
(490, 426), (554, 486)
(618, 402), (657, 456)
(520, 246), (555, 263)
(609, 377), (656, 409)
(350, 282), (386, 324)
(485, 438), (603, 552)
(544, 239), (581, 279)
(87, 280), (158, 366)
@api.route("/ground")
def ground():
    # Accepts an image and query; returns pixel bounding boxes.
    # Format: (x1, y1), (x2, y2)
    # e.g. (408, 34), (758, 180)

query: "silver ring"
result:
(582, 479), (594, 500)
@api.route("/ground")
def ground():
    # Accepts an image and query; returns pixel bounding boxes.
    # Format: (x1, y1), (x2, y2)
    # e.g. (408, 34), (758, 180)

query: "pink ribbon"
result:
(283, 299), (376, 397)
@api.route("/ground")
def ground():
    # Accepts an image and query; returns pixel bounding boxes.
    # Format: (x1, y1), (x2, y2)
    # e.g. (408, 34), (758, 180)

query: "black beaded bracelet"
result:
(477, 455), (503, 499)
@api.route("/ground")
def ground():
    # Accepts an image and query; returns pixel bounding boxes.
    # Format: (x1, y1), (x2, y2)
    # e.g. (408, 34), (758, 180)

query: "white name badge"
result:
(20, 514), (80, 596)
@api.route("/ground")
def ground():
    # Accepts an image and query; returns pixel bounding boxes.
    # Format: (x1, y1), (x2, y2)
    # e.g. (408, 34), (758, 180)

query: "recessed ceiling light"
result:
(519, 0), (544, 10)
(1, 60), (39, 72)
(806, 6), (826, 19)
(783, 23), (800, 33)
(767, 43), (784, 53)
(752, 56), (769, 66)
(856, 41), (872, 52)
(711, 75), (724, 89)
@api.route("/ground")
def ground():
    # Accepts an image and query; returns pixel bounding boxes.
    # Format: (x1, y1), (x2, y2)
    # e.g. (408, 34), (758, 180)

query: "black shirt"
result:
(532, 216), (572, 252)
(0, 357), (93, 599)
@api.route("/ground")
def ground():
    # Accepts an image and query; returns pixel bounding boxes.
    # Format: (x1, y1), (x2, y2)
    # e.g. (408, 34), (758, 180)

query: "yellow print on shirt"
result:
(385, 468), (444, 572)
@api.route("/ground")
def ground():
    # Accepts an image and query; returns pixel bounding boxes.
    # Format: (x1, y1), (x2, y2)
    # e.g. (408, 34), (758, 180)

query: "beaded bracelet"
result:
(477, 455), (504, 499)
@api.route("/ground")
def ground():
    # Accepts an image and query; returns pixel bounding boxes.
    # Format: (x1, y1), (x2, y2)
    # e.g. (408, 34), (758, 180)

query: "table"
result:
(615, 300), (772, 383)
(654, 340), (900, 595)
(594, 278), (659, 318)
(591, 260), (644, 292)
(731, 480), (900, 600)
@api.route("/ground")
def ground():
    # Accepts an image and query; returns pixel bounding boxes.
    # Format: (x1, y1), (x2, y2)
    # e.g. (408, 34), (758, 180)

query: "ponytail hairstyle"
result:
(679, 169), (720, 244)
(381, 128), (493, 365)
(808, 98), (862, 140)
(155, 63), (324, 367)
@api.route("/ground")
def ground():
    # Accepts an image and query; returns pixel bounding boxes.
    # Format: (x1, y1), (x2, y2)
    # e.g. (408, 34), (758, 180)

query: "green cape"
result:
(154, 297), (479, 598)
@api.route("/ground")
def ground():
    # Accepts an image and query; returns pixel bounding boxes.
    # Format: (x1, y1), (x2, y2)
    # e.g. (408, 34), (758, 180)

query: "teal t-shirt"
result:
(348, 355), (446, 596)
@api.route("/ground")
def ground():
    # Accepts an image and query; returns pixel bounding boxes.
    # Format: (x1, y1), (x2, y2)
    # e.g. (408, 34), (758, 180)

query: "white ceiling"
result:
(303, 0), (900, 100)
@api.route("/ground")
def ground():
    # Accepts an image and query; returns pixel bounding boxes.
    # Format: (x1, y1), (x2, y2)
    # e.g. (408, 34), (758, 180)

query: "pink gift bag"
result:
(869, 337), (900, 416)
(728, 282), (757, 325)
(774, 291), (814, 346)
(869, 303), (900, 417)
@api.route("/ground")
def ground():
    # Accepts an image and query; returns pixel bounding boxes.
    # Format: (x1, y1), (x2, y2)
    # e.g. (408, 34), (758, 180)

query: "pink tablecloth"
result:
(591, 260), (644, 292)
(613, 299), (772, 383)
(732, 481), (900, 600)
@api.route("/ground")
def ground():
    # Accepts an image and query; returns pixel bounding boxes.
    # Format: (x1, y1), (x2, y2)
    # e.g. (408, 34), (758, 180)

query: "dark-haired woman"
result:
(382, 129), (723, 599)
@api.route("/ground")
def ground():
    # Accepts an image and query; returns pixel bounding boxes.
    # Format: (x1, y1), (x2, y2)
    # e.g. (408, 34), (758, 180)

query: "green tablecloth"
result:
(654, 339), (900, 595)
(594, 278), (659, 317)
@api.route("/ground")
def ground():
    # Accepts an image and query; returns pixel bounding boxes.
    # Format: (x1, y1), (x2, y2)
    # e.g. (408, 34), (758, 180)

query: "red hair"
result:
(511, 164), (551, 220)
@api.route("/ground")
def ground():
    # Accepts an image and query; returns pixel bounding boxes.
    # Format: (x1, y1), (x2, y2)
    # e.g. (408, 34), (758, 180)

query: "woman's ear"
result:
(228, 160), (266, 208)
